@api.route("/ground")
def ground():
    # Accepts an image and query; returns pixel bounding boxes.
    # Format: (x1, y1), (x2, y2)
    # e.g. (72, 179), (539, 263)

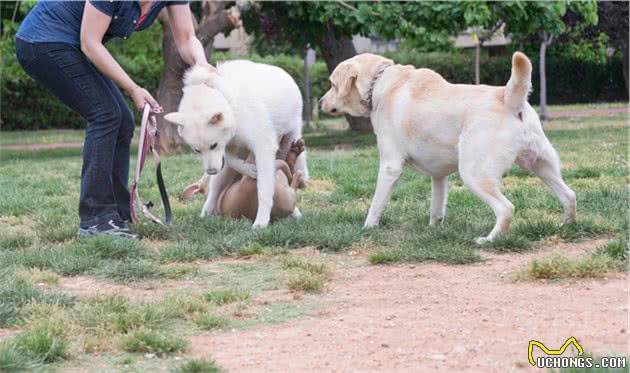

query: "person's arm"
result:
(166, 4), (212, 68)
(80, 1), (160, 110)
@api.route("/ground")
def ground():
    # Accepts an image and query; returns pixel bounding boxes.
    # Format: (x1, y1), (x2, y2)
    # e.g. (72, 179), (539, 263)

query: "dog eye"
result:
(192, 147), (200, 154)
(210, 143), (218, 150)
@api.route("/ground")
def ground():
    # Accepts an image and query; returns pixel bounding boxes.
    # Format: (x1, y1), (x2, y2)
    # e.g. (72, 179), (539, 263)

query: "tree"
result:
(241, 2), (491, 132)
(486, 1), (598, 120)
(156, 1), (241, 153)
(584, 2), (629, 93)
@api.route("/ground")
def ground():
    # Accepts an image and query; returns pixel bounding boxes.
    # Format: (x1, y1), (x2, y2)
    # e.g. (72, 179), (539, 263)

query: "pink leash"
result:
(130, 104), (172, 227)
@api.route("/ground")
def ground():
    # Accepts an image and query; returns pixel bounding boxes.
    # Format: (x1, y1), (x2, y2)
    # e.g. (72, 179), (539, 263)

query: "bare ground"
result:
(188, 238), (629, 372)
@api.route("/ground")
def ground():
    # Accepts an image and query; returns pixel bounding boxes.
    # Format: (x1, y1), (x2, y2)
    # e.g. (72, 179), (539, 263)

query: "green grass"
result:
(195, 314), (230, 330)
(175, 358), (223, 373)
(0, 129), (86, 146)
(281, 256), (332, 293)
(0, 105), (627, 370)
(0, 340), (36, 372)
(16, 322), (68, 363)
(120, 329), (189, 356)
(516, 239), (628, 280)
(204, 289), (250, 305)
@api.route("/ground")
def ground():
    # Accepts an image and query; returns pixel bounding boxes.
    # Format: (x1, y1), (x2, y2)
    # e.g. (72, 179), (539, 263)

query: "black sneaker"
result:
(78, 219), (138, 239)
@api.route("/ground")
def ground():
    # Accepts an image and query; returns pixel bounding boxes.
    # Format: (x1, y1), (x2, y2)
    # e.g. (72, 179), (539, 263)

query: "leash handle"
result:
(130, 104), (171, 227)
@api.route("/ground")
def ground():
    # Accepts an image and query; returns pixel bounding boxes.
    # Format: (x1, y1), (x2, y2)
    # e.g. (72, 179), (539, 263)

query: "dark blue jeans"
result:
(15, 38), (134, 227)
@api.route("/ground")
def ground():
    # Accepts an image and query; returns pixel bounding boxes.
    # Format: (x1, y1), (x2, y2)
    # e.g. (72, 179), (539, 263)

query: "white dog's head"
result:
(320, 53), (394, 117)
(165, 66), (236, 175)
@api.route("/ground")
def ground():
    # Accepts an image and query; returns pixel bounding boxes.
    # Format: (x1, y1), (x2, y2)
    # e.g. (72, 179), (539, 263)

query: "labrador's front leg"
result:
(364, 153), (405, 228)
(252, 149), (276, 228)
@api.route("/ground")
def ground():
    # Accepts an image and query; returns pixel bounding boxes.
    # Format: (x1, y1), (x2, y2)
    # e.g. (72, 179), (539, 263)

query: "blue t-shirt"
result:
(16, 0), (189, 45)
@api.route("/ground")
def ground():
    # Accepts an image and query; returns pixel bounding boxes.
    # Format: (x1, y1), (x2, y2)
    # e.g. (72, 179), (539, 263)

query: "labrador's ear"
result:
(164, 112), (186, 127)
(208, 112), (223, 125)
(334, 63), (358, 97)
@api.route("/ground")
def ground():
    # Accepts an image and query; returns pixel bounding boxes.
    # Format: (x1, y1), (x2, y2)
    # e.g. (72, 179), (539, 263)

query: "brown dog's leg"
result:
(286, 138), (305, 172)
(181, 174), (209, 199)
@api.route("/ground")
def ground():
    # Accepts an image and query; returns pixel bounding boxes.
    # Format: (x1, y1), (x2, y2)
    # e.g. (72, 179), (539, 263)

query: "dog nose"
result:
(319, 97), (324, 106)
(330, 108), (337, 114)
(206, 168), (218, 175)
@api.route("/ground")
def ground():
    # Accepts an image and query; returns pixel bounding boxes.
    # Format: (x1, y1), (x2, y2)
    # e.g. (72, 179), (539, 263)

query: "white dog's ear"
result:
(164, 112), (186, 127)
(335, 63), (358, 97)
(208, 112), (223, 125)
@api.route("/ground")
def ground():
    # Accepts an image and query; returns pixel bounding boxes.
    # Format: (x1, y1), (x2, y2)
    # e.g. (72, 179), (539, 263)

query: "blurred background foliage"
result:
(0, 0), (626, 130)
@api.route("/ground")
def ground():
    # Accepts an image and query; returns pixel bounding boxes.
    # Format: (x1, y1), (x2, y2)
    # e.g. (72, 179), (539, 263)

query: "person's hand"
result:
(127, 84), (162, 112)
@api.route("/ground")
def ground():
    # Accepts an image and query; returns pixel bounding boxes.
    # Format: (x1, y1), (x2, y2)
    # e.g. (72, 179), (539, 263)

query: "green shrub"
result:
(120, 329), (189, 355)
(16, 322), (67, 363)
(204, 289), (250, 305)
(383, 49), (627, 104)
(195, 314), (229, 330)
(176, 358), (223, 373)
(0, 339), (35, 372)
(1, 21), (163, 131)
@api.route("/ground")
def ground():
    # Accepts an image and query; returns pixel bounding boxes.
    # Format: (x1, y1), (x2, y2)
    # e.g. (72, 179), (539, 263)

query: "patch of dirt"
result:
(188, 238), (628, 372)
(0, 328), (21, 340)
(57, 276), (209, 303)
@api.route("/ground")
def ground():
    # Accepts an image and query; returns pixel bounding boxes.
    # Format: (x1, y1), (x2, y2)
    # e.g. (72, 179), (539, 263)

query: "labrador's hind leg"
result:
(459, 141), (515, 243)
(528, 140), (576, 225)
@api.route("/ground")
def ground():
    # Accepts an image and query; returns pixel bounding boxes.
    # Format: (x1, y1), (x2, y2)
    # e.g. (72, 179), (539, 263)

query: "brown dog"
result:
(182, 139), (305, 222)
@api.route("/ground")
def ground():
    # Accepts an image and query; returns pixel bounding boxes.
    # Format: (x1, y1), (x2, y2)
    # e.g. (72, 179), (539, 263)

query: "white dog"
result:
(165, 61), (308, 228)
(320, 52), (576, 243)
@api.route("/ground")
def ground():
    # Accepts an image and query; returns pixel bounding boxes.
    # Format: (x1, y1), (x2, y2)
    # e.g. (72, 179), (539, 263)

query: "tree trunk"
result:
(539, 33), (553, 122)
(622, 44), (629, 96)
(303, 47), (311, 129)
(539, 40), (547, 121)
(156, 1), (237, 154)
(316, 21), (372, 132)
(474, 43), (480, 85)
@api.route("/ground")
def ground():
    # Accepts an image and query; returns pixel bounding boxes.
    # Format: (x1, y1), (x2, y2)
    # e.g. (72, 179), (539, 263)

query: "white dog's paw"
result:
(429, 216), (445, 226)
(363, 221), (378, 230)
(252, 221), (268, 229)
(290, 208), (303, 219)
(475, 236), (492, 245)
(201, 201), (214, 217)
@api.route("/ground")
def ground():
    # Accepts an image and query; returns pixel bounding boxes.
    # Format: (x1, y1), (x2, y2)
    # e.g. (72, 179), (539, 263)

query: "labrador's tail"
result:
(504, 52), (532, 114)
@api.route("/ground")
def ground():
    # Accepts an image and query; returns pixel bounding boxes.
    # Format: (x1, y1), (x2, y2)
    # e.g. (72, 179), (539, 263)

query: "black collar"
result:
(361, 63), (393, 112)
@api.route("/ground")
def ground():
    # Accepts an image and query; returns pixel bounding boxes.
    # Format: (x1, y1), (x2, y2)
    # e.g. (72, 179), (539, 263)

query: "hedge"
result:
(1, 26), (626, 130)
(384, 49), (627, 104)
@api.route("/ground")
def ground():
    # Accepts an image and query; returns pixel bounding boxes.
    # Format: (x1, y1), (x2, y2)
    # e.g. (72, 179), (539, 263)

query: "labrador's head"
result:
(320, 53), (394, 117)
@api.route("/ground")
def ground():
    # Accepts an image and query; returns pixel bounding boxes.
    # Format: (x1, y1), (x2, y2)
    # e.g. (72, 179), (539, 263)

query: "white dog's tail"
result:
(504, 52), (532, 114)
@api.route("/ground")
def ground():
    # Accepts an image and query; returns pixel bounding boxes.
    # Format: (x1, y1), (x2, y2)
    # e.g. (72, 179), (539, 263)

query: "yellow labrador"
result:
(320, 52), (576, 243)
